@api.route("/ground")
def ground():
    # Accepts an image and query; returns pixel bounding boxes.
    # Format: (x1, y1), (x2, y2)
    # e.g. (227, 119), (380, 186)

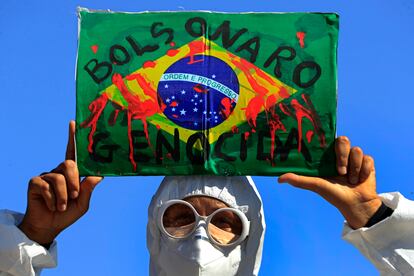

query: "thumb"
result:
(78, 176), (103, 211)
(278, 173), (329, 195)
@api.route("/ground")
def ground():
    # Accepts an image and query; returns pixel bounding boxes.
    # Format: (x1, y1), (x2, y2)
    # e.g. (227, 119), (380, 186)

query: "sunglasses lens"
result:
(162, 203), (196, 238)
(208, 209), (243, 245)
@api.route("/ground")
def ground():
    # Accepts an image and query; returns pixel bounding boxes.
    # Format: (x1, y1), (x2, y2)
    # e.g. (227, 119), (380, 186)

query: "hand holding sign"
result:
(279, 136), (382, 229)
(19, 121), (103, 245)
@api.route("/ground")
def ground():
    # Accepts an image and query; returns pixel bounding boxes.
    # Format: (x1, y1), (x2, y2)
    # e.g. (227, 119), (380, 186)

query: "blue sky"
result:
(1, 0), (413, 275)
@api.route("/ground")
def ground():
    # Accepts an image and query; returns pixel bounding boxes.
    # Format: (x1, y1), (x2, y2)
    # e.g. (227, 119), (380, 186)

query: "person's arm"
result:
(0, 210), (57, 276)
(342, 192), (414, 275)
(0, 121), (103, 275)
(278, 136), (414, 274)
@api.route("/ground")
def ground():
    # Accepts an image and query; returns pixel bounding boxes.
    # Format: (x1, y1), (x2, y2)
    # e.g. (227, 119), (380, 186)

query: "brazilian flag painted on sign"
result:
(76, 8), (339, 176)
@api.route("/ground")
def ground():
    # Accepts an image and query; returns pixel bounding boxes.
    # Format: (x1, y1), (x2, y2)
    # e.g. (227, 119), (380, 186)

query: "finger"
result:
(41, 173), (68, 212)
(348, 147), (364, 185)
(278, 173), (329, 195)
(66, 120), (76, 161)
(335, 136), (351, 175)
(359, 155), (375, 183)
(28, 177), (56, 212)
(52, 160), (80, 199)
(77, 176), (103, 214)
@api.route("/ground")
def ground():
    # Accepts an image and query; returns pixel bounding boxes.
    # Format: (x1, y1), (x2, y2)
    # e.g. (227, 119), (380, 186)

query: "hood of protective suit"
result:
(147, 176), (265, 276)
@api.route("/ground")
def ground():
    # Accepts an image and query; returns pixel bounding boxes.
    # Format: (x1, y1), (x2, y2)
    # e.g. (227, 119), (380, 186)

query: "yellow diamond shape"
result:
(100, 37), (297, 145)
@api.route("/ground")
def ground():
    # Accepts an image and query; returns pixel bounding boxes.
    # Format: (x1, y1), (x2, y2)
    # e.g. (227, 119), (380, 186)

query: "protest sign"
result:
(76, 8), (338, 176)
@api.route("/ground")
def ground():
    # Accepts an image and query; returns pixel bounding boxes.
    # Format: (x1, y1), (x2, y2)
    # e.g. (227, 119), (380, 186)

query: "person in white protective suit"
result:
(146, 176), (265, 275)
(0, 121), (414, 276)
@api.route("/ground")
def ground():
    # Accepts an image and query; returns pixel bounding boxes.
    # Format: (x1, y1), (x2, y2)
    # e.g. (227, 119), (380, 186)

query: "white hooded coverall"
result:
(146, 176), (266, 275)
(0, 177), (413, 275)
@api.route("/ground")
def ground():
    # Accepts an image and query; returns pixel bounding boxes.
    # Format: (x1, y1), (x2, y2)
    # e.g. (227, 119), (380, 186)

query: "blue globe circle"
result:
(157, 55), (239, 131)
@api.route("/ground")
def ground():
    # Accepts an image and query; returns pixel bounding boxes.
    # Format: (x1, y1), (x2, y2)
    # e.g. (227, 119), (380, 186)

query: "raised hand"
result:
(278, 136), (382, 229)
(18, 121), (103, 245)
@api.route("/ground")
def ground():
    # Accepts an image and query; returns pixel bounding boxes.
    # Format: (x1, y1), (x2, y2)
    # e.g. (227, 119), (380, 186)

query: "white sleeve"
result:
(342, 192), (414, 276)
(0, 210), (57, 276)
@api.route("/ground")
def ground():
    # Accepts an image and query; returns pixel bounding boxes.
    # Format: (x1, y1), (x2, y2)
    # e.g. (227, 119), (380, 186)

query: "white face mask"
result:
(157, 223), (242, 276)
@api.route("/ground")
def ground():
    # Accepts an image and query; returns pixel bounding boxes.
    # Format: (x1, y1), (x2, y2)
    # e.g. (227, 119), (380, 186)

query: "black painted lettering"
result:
(214, 132), (236, 161)
(293, 61), (322, 88)
(185, 17), (207, 37)
(256, 128), (312, 163)
(91, 132), (120, 163)
(156, 128), (180, 164)
(132, 130), (151, 162)
(274, 128), (312, 163)
(235, 37), (261, 63)
(264, 46), (296, 78)
(151, 22), (174, 44)
(109, 45), (131, 65)
(240, 132), (248, 161)
(256, 131), (271, 161)
(186, 132), (210, 164)
(84, 59), (113, 84)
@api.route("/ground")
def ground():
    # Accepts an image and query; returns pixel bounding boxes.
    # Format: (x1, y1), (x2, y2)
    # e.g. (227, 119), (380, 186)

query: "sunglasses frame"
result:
(157, 199), (250, 247)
